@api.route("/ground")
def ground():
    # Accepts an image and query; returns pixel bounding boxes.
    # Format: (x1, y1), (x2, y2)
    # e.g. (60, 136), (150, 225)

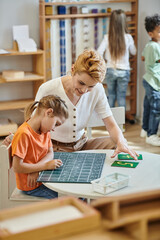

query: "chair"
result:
(86, 107), (125, 139)
(0, 144), (46, 210)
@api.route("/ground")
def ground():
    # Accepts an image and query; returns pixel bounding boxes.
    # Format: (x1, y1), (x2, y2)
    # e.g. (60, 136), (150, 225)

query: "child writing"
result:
(98, 9), (136, 108)
(140, 14), (160, 146)
(12, 95), (69, 199)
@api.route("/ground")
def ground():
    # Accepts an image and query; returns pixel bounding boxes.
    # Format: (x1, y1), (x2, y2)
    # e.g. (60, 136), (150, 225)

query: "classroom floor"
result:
(91, 122), (160, 155)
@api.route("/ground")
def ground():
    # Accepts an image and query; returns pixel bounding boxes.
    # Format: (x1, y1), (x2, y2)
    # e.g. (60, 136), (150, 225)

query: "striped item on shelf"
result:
(70, 6), (78, 64)
(92, 9), (98, 49)
(81, 6), (89, 50)
(101, 9), (107, 36)
(58, 6), (66, 76)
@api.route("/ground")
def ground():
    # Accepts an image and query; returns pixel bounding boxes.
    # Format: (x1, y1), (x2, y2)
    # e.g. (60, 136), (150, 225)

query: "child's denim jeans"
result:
(142, 79), (160, 136)
(22, 184), (58, 199)
(105, 68), (130, 108)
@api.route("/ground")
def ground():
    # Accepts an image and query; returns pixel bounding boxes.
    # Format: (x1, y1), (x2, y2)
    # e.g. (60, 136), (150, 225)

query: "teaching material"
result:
(111, 160), (139, 168)
(70, 6), (77, 64)
(0, 197), (100, 240)
(118, 154), (143, 160)
(92, 9), (99, 49)
(101, 9), (107, 36)
(2, 70), (24, 79)
(58, 6), (66, 76)
(38, 152), (106, 183)
(91, 173), (129, 195)
(81, 6), (89, 50)
(12, 25), (37, 52)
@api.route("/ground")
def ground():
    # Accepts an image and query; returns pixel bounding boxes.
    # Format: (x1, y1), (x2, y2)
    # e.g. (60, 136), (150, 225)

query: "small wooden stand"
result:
(91, 189), (160, 240)
(0, 197), (100, 240)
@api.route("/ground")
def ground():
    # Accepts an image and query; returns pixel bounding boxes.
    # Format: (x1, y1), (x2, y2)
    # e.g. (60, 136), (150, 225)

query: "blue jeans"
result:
(22, 184), (58, 199)
(106, 68), (130, 108)
(142, 79), (160, 136)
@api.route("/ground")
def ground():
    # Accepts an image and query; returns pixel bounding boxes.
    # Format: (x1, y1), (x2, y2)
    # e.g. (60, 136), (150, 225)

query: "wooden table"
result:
(45, 150), (160, 200)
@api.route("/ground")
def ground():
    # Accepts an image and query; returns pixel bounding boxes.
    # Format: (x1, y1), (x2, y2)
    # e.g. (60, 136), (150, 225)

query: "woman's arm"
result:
(103, 116), (138, 160)
(13, 147), (62, 173)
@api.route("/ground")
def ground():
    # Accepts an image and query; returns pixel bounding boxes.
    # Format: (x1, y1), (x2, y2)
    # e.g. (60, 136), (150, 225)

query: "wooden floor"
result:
(91, 122), (160, 154)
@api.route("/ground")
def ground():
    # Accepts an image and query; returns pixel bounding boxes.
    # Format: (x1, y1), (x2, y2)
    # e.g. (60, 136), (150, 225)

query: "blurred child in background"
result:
(140, 14), (160, 146)
(98, 9), (136, 108)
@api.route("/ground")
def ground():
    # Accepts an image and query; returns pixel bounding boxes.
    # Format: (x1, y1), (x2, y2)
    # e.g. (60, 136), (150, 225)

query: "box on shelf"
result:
(0, 118), (18, 136)
(91, 173), (129, 195)
(2, 70), (24, 80)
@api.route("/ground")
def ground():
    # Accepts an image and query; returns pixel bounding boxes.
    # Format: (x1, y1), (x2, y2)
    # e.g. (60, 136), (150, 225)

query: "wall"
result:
(0, 0), (160, 124)
(0, 0), (39, 124)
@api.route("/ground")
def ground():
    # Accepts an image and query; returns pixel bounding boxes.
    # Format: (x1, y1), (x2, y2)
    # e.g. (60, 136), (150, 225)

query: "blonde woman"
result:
(35, 49), (138, 159)
(12, 95), (68, 199)
(98, 9), (136, 108)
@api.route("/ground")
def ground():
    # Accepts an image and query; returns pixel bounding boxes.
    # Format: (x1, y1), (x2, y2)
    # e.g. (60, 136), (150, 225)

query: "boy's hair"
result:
(72, 49), (106, 83)
(145, 14), (160, 32)
(25, 95), (69, 121)
(109, 9), (128, 61)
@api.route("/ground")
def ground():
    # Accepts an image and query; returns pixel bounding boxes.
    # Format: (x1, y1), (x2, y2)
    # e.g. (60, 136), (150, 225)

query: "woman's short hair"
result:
(72, 49), (106, 83)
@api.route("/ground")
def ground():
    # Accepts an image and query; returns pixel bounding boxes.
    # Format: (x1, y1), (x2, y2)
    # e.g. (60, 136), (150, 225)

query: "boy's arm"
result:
(13, 147), (62, 173)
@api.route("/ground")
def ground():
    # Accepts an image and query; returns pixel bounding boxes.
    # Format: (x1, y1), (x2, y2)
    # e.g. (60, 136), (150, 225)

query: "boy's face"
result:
(149, 25), (160, 42)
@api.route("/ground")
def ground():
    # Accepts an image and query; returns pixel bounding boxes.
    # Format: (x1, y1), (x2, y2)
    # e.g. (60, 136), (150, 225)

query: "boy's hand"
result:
(46, 159), (63, 170)
(27, 172), (40, 188)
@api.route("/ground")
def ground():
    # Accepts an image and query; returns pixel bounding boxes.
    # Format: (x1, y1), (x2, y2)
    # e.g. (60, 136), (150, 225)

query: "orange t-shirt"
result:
(12, 122), (52, 191)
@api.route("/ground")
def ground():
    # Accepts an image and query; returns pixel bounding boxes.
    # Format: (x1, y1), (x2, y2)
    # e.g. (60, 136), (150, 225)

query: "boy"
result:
(140, 14), (160, 146)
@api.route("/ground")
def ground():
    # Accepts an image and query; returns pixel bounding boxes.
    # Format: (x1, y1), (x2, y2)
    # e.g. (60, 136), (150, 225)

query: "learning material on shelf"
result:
(2, 70), (24, 80)
(13, 25), (37, 52)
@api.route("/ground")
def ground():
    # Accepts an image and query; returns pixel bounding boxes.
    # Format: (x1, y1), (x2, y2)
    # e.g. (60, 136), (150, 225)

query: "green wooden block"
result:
(111, 160), (139, 168)
(118, 154), (143, 160)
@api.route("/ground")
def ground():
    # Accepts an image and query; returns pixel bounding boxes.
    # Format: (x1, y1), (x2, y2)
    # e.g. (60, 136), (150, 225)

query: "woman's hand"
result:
(45, 159), (63, 170)
(111, 139), (138, 160)
(27, 172), (40, 188)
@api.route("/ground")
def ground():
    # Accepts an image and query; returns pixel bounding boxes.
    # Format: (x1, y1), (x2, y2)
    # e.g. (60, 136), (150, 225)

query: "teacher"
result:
(35, 49), (137, 159)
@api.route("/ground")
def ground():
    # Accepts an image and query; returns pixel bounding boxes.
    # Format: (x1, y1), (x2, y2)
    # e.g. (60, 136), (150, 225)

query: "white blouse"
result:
(98, 33), (136, 70)
(35, 77), (112, 142)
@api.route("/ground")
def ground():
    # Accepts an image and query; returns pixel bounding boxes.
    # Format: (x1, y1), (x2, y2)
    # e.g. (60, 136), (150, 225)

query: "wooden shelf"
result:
(41, 0), (136, 6)
(44, 11), (135, 20)
(0, 49), (44, 56)
(0, 48), (45, 118)
(0, 99), (34, 111)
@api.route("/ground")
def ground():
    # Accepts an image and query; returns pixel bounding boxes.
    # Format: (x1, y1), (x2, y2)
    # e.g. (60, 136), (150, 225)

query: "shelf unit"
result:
(39, 0), (138, 121)
(91, 189), (160, 240)
(0, 49), (45, 136)
(0, 49), (45, 111)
